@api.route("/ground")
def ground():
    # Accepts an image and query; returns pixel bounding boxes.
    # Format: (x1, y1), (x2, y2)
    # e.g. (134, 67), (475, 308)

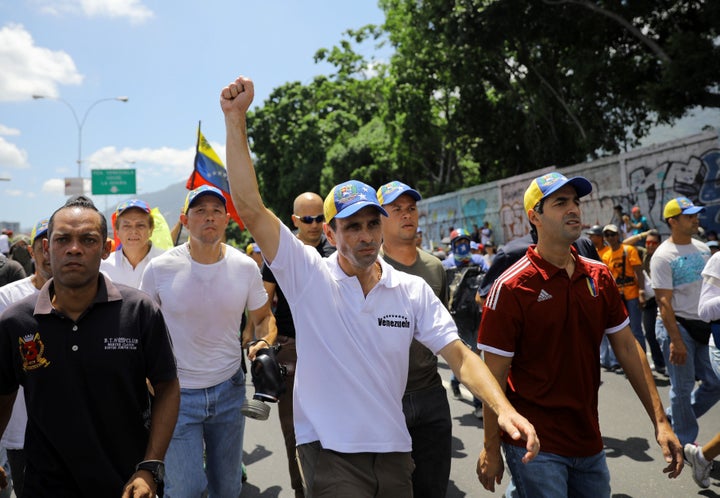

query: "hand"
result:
(246, 338), (270, 361)
(220, 76), (255, 117)
(121, 471), (157, 498)
(496, 410), (540, 463)
(656, 423), (684, 479)
(477, 447), (505, 491)
(0, 466), (7, 490)
(668, 338), (687, 365)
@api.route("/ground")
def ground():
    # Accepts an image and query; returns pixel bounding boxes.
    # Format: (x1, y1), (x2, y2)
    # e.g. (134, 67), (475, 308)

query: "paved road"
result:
(241, 358), (720, 497)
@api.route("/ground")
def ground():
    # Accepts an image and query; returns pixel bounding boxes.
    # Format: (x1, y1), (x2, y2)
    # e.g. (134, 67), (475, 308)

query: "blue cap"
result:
(184, 185), (227, 214)
(116, 199), (151, 217)
(376, 180), (422, 206)
(323, 180), (388, 222)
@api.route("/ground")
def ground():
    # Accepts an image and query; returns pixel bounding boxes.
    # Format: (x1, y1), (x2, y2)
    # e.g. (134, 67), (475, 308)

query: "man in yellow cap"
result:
(650, 196), (718, 450)
(478, 172), (683, 496)
(220, 74), (539, 498)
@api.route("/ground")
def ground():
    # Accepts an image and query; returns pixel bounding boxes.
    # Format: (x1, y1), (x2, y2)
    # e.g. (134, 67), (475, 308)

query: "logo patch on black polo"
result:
(19, 332), (51, 371)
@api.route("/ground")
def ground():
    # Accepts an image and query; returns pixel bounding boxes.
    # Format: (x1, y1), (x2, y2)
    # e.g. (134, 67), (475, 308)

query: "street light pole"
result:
(32, 95), (129, 182)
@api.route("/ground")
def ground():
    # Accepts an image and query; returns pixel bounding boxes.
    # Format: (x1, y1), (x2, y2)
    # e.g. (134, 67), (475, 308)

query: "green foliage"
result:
(246, 1), (720, 205)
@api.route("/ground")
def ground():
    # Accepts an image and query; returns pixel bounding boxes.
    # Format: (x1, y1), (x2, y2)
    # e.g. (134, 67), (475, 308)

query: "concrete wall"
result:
(418, 129), (720, 249)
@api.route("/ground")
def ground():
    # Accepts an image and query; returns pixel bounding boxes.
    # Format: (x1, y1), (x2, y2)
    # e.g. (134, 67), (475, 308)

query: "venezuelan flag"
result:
(186, 122), (244, 227)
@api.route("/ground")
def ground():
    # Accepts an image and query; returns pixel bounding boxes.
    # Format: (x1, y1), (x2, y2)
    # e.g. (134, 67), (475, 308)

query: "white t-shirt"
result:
(700, 252), (720, 323)
(101, 243), (166, 288)
(651, 238), (710, 320)
(0, 234), (9, 254)
(269, 223), (459, 453)
(0, 276), (38, 449)
(140, 243), (267, 389)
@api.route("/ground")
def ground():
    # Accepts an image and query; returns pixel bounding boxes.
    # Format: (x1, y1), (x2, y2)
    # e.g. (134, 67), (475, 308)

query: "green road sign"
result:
(91, 169), (136, 195)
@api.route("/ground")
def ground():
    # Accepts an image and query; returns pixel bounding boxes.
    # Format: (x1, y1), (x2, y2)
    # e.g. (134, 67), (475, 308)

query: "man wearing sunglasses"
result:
(261, 191), (335, 498)
(221, 75), (539, 498)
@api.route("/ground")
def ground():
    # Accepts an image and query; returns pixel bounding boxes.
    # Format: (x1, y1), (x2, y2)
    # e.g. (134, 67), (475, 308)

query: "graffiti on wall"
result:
(419, 133), (720, 247)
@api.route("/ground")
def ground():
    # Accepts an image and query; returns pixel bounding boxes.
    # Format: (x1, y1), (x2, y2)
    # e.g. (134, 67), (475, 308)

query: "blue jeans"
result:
(164, 368), (247, 498)
(656, 320), (720, 445)
(0, 447), (11, 498)
(642, 298), (664, 369)
(502, 443), (610, 498)
(624, 297), (645, 351)
(599, 335), (618, 369)
(403, 385), (452, 498)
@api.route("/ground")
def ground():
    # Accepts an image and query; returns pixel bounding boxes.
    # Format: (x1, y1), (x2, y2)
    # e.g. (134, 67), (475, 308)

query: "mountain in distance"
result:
(102, 180), (188, 230)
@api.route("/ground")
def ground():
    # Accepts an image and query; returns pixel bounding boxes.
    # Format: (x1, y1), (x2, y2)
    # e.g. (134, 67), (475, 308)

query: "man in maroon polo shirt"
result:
(476, 172), (683, 497)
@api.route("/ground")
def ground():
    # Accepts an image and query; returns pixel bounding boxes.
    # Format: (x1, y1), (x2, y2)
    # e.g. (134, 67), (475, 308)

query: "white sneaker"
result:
(473, 406), (483, 420)
(684, 443), (712, 489)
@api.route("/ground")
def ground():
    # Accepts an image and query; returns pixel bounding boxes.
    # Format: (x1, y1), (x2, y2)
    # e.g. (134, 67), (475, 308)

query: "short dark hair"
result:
(646, 229), (661, 242)
(528, 198), (546, 234)
(48, 195), (108, 240)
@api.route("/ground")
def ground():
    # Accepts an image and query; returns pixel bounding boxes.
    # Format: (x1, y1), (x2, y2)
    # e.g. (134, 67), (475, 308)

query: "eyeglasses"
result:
(293, 214), (325, 224)
(645, 240), (659, 246)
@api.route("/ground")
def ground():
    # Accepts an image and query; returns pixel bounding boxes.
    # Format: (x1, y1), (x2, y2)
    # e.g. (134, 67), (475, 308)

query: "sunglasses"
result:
(293, 214), (325, 224)
(603, 232), (618, 237)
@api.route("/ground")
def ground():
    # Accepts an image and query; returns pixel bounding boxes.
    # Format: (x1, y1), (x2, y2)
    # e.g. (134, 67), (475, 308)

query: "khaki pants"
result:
(297, 441), (414, 498)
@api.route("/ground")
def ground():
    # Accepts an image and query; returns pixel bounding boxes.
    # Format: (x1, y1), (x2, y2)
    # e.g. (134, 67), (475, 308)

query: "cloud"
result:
(0, 125), (20, 136)
(35, 0), (154, 24)
(41, 178), (66, 194)
(0, 136), (30, 169)
(0, 23), (83, 102)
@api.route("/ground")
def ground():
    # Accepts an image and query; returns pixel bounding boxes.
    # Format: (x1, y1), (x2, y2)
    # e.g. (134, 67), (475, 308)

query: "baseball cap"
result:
(450, 228), (471, 242)
(30, 217), (49, 243)
(116, 199), (150, 217)
(707, 240), (719, 249)
(376, 180), (421, 206)
(585, 224), (603, 236)
(246, 242), (261, 255)
(183, 185), (227, 214)
(323, 180), (388, 223)
(663, 196), (704, 220)
(631, 206), (641, 214)
(523, 172), (592, 215)
(602, 224), (619, 234)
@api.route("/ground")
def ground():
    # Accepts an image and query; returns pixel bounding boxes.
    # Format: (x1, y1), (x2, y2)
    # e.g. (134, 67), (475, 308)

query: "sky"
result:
(0, 0), (388, 230)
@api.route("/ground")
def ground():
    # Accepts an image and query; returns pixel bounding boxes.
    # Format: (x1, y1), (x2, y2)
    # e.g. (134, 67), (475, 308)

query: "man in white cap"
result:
(140, 184), (276, 498)
(221, 75), (539, 498)
(478, 172), (682, 496)
(651, 197), (719, 449)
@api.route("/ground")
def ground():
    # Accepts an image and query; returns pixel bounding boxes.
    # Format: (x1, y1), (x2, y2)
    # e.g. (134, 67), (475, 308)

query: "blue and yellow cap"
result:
(376, 180), (421, 206)
(30, 217), (49, 244)
(183, 185), (227, 214)
(663, 196), (704, 220)
(323, 180), (388, 223)
(116, 199), (150, 217)
(523, 172), (592, 216)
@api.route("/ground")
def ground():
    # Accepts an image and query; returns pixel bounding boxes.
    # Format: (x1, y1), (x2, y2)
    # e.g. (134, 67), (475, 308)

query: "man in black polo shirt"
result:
(0, 196), (179, 497)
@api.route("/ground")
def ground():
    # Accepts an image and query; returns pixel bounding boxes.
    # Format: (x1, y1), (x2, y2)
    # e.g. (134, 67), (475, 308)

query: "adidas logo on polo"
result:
(537, 289), (553, 302)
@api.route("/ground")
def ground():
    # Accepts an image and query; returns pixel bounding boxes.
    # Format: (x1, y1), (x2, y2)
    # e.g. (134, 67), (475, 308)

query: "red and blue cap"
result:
(376, 180), (422, 206)
(184, 185), (227, 214)
(323, 180), (388, 223)
(523, 172), (592, 215)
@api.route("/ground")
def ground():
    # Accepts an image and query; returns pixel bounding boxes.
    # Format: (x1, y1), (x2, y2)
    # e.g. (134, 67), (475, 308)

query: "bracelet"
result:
(247, 338), (271, 348)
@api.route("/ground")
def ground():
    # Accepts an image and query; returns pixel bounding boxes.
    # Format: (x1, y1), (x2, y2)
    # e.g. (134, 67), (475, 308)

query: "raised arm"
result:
(221, 76), (281, 263)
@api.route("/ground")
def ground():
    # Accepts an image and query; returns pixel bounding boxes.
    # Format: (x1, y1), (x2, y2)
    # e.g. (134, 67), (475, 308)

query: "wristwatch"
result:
(135, 460), (165, 484)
